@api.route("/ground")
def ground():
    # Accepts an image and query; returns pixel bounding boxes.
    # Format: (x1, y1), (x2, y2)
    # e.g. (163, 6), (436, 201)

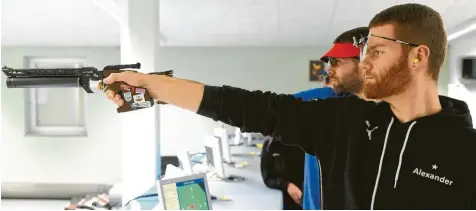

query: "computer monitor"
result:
(242, 133), (253, 146)
(232, 127), (242, 145)
(203, 136), (226, 179)
(156, 173), (212, 210)
(204, 136), (245, 182)
(213, 128), (233, 164)
(177, 149), (193, 175)
(204, 146), (214, 169)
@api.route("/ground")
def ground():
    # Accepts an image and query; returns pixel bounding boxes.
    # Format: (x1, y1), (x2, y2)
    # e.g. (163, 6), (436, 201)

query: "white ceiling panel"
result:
(276, 0), (337, 46)
(327, 0), (400, 44)
(438, 0), (476, 31)
(2, 0), (476, 46)
(159, 0), (338, 46)
(160, 0), (281, 46)
(1, 0), (120, 46)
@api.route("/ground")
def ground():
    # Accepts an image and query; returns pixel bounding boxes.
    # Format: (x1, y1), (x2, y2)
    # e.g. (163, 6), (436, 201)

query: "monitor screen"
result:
(462, 57), (476, 80)
(205, 146), (214, 168)
(162, 177), (210, 210)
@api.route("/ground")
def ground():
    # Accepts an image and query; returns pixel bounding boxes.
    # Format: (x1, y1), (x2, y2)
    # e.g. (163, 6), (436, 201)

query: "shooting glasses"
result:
(353, 34), (420, 61)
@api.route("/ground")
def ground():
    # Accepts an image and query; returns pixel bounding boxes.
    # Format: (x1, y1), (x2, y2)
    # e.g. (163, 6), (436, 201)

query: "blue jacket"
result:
(293, 87), (336, 210)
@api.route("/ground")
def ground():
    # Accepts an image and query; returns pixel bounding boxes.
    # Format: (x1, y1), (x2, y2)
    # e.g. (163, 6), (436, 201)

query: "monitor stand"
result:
(206, 171), (245, 182)
(206, 171), (223, 182)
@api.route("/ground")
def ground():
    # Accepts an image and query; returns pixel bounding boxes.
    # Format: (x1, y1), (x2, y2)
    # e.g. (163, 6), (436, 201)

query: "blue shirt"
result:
(293, 87), (336, 210)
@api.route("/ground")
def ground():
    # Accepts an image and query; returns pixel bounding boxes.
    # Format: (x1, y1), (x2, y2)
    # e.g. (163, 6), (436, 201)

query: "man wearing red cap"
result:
(298, 26), (368, 210)
(321, 27), (367, 97)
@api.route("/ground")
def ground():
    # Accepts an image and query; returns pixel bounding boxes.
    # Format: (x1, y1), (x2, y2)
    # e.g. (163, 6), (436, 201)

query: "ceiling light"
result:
(448, 17), (476, 42)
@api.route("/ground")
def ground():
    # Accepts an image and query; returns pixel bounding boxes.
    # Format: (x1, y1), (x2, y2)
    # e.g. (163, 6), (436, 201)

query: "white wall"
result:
(3, 44), (469, 185)
(447, 33), (476, 127)
(1, 46), (329, 184)
(1, 47), (123, 185)
(156, 47), (328, 155)
(439, 51), (450, 96)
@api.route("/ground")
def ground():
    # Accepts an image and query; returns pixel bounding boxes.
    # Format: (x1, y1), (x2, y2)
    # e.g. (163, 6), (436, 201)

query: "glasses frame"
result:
(327, 57), (360, 67)
(353, 34), (420, 61)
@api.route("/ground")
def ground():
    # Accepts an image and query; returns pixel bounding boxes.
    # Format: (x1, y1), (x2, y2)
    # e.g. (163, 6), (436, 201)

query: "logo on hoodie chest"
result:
(365, 120), (378, 140)
(412, 165), (454, 186)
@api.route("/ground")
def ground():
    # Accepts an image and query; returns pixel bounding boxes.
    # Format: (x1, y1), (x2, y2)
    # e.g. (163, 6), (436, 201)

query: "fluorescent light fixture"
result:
(448, 17), (476, 42)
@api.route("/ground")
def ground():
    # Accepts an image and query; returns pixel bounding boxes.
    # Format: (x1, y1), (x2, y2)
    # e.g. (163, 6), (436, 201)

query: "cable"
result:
(122, 192), (231, 209)
(122, 193), (159, 208)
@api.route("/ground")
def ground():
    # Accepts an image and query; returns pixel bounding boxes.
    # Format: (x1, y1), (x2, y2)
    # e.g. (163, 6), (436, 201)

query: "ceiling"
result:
(2, 0), (476, 47)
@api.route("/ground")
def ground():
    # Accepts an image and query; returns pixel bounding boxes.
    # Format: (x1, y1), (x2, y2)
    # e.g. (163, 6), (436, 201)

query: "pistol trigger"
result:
(97, 81), (104, 91)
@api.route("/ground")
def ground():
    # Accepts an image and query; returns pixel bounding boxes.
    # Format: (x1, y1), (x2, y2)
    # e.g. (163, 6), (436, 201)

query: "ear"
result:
(411, 45), (430, 69)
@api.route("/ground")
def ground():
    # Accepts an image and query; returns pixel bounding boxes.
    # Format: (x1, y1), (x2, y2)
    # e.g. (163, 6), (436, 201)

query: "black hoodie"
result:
(260, 138), (304, 210)
(197, 85), (476, 209)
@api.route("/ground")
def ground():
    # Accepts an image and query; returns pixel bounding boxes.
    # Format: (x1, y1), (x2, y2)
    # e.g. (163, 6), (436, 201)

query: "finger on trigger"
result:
(103, 73), (118, 84)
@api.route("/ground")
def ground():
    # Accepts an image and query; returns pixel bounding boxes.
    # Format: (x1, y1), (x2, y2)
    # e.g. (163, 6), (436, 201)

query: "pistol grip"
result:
(101, 81), (155, 113)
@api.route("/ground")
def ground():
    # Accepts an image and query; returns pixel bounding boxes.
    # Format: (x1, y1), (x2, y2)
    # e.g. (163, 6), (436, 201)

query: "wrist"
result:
(144, 74), (163, 88)
(281, 180), (290, 191)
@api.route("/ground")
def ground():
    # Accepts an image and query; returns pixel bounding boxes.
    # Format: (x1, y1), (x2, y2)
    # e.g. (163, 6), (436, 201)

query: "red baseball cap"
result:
(320, 43), (360, 62)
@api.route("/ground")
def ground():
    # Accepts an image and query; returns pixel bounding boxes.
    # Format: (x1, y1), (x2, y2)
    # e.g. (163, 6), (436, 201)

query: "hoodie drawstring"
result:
(393, 121), (417, 188)
(371, 117), (394, 210)
(370, 118), (418, 209)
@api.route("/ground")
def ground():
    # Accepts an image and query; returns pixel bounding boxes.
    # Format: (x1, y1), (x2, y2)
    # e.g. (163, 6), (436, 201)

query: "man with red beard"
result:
(101, 3), (476, 209)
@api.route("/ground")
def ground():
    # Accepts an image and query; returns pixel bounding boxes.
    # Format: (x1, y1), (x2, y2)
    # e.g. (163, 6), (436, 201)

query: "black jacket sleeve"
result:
(260, 139), (290, 191)
(471, 185), (476, 208)
(197, 85), (359, 154)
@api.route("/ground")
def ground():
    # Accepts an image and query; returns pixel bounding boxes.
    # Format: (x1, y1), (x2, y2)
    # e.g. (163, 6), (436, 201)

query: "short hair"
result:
(369, 3), (447, 80)
(334, 27), (369, 44)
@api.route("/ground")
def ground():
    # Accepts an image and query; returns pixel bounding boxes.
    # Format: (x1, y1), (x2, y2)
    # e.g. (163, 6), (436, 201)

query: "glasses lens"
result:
(328, 58), (336, 67)
(360, 44), (367, 61)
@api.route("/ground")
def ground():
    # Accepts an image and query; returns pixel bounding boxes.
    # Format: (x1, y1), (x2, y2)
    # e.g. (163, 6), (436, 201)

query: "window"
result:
(25, 57), (87, 136)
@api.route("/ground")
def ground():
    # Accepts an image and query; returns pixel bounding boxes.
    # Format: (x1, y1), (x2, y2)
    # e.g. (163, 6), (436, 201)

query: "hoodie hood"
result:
(418, 95), (473, 128)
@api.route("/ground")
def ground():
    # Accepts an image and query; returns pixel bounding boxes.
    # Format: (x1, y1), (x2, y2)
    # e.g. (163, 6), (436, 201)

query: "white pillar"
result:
(0, 0), (3, 200)
(119, 0), (161, 203)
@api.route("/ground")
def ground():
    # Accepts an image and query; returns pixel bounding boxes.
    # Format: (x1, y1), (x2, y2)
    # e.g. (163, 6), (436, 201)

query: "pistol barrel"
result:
(104, 63), (141, 70)
(6, 77), (80, 88)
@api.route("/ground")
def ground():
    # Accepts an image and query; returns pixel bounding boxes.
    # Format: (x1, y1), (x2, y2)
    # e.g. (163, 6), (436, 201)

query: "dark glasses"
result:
(327, 57), (360, 67)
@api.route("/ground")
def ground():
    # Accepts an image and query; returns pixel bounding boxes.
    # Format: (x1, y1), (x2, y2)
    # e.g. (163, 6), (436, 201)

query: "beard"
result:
(363, 55), (411, 99)
(331, 67), (363, 95)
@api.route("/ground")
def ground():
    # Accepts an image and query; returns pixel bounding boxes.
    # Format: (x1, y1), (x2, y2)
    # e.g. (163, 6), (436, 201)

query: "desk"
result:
(1, 145), (281, 210)
(1, 199), (69, 210)
(207, 146), (282, 210)
(137, 145), (282, 210)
